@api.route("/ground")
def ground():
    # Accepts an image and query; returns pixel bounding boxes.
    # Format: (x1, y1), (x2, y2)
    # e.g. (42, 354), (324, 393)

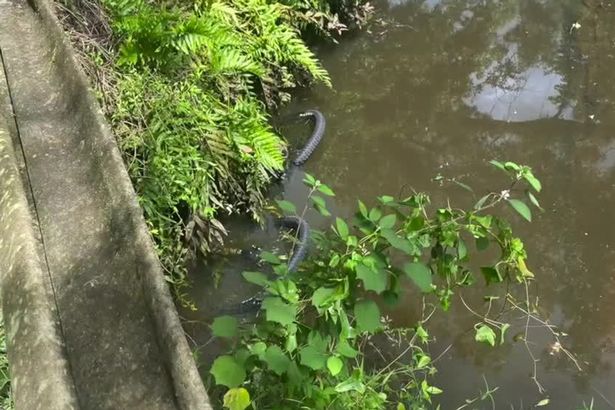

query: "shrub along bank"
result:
(58, 0), (370, 295)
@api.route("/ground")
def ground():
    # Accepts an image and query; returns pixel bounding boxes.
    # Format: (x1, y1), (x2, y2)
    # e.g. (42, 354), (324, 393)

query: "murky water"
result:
(181, 0), (615, 407)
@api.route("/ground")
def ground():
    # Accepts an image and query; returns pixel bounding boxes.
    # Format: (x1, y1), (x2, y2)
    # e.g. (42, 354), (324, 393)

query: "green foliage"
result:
(0, 314), (11, 410)
(99, 0), (335, 289)
(208, 163), (542, 408)
(223, 387), (251, 410)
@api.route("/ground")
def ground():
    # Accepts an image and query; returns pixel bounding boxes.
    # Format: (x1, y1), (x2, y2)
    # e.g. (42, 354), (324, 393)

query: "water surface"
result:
(182, 1), (615, 407)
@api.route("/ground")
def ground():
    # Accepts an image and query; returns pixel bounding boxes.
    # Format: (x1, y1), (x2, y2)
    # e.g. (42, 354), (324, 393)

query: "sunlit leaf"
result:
(536, 398), (550, 407)
(416, 355), (431, 369)
(475, 324), (496, 347)
(327, 356), (343, 376)
(223, 387), (251, 410)
(517, 257), (534, 279)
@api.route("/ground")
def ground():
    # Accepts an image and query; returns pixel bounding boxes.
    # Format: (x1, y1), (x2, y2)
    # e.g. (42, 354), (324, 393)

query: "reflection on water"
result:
(182, 0), (615, 407)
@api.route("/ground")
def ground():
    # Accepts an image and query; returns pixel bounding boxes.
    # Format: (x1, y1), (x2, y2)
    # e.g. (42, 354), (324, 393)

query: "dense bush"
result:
(88, 0), (340, 289)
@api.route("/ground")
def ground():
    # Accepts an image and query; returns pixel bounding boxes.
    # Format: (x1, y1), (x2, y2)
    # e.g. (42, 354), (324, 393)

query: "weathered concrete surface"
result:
(0, 0), (211, 408)
(0, 74), (79, 410)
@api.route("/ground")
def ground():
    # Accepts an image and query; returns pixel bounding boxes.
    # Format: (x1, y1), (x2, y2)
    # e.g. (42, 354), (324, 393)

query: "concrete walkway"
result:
(0, 0), (211, 408)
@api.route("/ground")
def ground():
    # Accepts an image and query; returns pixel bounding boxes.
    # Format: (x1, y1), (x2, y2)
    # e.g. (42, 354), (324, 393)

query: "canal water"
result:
(181, 0), (615, 407)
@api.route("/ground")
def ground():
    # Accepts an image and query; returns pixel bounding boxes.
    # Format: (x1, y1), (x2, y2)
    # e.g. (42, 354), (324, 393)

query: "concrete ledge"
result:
(0, 0), (212, 407)
(0, 113), (79, 409)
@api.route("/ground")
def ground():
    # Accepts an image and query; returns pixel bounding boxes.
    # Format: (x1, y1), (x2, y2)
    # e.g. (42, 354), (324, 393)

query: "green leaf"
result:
(381, 229), (413, 254)
(299, 345), (327, 370)
(262, 297), (296, 326)
(211, 356), (246, 388)
(504, 161), (521, 171)
(474, 194), (490, 210)
(528, 191), (542, 210)
(416, 355), (431, 369)
(312, 287), (337, 308)
(457, 239), (468, 260)
(508, 199), (532, 222)
(264, 345), (290, 375)
(480, 266), (503, 285)
(425, 385), (443, 395)
(242, 271), (269, 287)
(223, 387), (251, 410)
(524, 173), (542, 192)
(500, 323), (511, 345)
(356, 264), (387, 294)
(354, 300), (381, 333)
(489, 160), (506, 171)
(276, 200), (296, 215)
(335, 377), (365, 393)
(211, 316), (238, 339)
(260, 251), (281, 265)
(336, 339), (358, 358)
(303, 173), (317, 187)
(311, 195), (327, 209)
(335, 217), (349, 239)
(250, 342), (267, 358)
(536, 398), (550, 407)
(358, 200), (368, 218)
(327, 356), (343, 376)
(286, 324), (298, 353)
(368, 208), (382, 222)
(318, 184), (335, 197)
(378, 214), (397, 229)
(329, 254), (341, 268)
(379, 195), (395, 204)
(403, 262), (433, 293)
(397, 404), (407, 410)
(475, 324), (496, 347)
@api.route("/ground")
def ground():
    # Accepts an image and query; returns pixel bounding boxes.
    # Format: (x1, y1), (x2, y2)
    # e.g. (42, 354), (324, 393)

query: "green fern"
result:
(101, 0), (331, 285)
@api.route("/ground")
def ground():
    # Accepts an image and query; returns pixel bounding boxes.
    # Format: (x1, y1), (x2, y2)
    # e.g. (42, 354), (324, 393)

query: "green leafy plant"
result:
(207, 161), (544, 408)
(83, 0), (337, 293)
